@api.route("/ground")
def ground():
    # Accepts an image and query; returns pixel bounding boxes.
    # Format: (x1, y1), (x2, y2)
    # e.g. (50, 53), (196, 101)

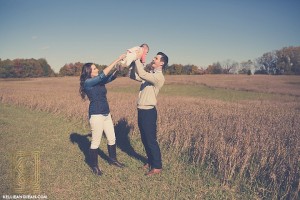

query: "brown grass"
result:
(1, 74), (299, 199)
(165, 74), (300, 96)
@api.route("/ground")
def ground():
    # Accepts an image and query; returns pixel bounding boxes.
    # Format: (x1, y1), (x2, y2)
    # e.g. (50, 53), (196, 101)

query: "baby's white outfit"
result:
(120, 46), (142, 67)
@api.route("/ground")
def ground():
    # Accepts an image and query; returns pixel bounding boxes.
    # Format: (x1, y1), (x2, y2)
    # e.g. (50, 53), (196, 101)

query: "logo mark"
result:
(12, 151), (40, 194)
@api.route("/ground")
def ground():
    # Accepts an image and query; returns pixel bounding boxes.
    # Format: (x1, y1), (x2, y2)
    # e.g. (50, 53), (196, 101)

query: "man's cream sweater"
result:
(130, 60), (165, 109)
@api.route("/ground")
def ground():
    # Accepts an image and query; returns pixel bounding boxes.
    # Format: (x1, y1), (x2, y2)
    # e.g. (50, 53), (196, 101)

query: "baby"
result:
(120, 44), (149, 67)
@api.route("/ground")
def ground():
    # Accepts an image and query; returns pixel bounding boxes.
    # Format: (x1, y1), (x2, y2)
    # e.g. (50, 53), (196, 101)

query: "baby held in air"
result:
(120, 44), (149, 67)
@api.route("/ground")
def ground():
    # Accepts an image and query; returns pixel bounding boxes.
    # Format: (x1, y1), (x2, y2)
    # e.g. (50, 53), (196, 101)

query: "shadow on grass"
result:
(114, 118), (147, 164)
(69, 132), (110, 167)
(69, 117), (146, 167)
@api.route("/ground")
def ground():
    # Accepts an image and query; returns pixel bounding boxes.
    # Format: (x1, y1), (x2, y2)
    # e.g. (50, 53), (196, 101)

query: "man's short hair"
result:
(157, 52), (168, 69)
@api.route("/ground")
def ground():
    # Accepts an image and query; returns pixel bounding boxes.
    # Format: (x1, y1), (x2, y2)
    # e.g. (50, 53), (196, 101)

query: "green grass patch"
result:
(109, 84), (140, 94)
(0, 103), (252, 199)
(110, 84), (274, 101)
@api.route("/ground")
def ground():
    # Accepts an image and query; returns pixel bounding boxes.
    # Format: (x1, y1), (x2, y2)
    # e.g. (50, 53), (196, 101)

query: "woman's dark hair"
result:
(157, 52), (168, 69)
(79, 63), (93, 100)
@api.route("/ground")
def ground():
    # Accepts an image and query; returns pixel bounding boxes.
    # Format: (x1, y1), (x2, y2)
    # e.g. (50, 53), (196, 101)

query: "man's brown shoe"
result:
(145, 168), (162, 176)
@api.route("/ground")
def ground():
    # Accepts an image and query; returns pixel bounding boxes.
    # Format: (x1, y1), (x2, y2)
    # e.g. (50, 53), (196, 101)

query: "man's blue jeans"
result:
(138, 107), (162, 169)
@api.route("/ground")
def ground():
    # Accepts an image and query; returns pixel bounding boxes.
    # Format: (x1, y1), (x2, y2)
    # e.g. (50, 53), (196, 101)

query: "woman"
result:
(79, 54), (125, 176)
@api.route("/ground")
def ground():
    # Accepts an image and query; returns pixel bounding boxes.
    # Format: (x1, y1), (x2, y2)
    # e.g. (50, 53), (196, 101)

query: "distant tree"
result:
(73, 62), (83, 76)
(0, 58), (55, 78)
(0, 59), (14, 78)
(256, 51), (278, 74)
(239, 60), (256, 74)
(182, 65), (192, 75)
(38, 58), (55, 76)
(221, 59), (239, 74)
(96, 64), (107, 72)
(164, 64), (203, 75)
(190, 65), (203, 75)
(117, 67), (129, 77)
(59, 62), (109, 76)
(255, 46), (300, 75)
(182, 64), (200, 75)
(174, 64), (183, 75)
(59, 62), (84, 76)
(206, 62), (222, 74)
(165, 64), (183, 75)
(275, 46), (300, 75)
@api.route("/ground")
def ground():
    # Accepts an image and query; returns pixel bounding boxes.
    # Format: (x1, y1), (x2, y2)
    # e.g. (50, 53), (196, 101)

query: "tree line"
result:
(0, 58), (55, 78)
(1, 46), (299, 78)
(205, 46), (300, 75)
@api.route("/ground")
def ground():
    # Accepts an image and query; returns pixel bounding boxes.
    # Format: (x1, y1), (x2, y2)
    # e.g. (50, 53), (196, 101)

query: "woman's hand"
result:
(119, 54), (126, 61)
(103, 54), (126, 76)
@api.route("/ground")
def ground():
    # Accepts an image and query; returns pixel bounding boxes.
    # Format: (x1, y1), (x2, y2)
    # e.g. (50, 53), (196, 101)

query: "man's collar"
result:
(153, 68), (162, 73)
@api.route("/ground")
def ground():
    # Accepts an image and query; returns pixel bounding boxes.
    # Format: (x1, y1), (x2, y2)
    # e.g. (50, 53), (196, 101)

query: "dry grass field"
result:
(1, 74), (299, 199)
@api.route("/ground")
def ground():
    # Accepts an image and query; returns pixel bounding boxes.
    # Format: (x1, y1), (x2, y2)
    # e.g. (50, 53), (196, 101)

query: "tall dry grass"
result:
(0, 75), (299, 199)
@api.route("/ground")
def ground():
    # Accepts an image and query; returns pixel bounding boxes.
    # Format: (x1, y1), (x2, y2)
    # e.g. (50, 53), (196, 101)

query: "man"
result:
(129, 52), (168, 176)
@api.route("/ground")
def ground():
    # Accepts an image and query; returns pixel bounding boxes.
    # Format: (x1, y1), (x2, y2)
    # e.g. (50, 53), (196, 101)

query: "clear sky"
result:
(1, 0), (300, 72)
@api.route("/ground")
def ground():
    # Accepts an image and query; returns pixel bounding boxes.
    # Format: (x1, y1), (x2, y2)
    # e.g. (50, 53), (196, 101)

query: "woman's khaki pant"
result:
(89, 113), (116, 149)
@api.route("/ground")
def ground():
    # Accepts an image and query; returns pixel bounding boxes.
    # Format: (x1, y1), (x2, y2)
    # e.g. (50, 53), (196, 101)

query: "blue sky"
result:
(1, 0), (300, 72)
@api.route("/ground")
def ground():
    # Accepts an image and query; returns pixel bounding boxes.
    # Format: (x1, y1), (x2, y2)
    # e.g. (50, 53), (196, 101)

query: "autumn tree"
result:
(275, 46), (300, 75)
(0, 58), (55, 78)
(206, 62), (222, 74)
(255, 46), (300, 75)
(59, 62), (108, 76)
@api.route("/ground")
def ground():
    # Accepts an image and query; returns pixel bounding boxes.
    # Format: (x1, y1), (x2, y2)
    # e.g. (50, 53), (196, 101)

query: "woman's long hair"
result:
(79, 63), (93, 100)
